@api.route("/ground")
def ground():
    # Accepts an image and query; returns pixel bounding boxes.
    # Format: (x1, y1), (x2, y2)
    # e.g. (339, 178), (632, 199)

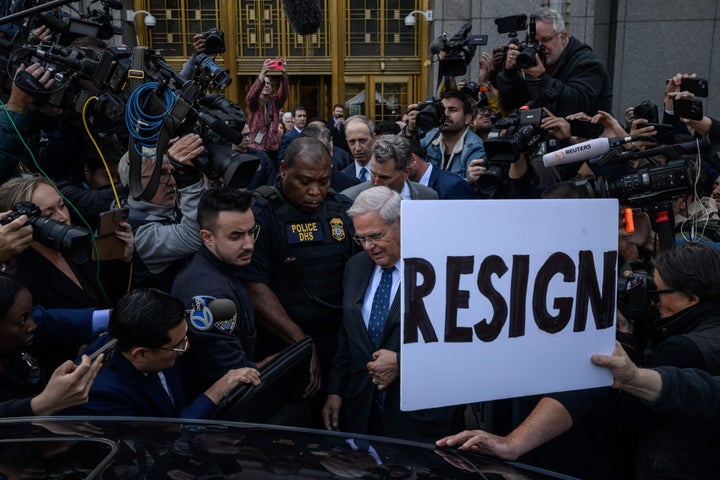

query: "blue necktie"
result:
(359, 167), (369, 182)
(368, 267), (394, 348)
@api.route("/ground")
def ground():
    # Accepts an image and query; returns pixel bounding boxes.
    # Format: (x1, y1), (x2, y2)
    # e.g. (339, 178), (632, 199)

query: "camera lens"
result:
(27, 216), (91, 264)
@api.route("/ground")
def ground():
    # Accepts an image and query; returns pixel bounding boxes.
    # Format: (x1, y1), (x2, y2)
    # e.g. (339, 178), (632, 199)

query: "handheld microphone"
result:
(542, 136), (639, 168)
(281, 0), (323, 35)
(188, 296), (237, 331)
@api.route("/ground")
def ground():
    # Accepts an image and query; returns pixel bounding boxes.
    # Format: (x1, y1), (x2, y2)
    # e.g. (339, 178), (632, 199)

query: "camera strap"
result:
(127, 47), (198, 200)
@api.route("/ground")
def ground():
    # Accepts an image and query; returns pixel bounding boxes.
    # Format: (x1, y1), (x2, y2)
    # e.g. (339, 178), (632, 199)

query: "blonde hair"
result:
(0, 176), (55, 212)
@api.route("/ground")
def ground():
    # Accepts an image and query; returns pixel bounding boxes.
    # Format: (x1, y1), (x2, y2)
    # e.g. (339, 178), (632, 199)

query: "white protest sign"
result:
(400, 199), (617, 411)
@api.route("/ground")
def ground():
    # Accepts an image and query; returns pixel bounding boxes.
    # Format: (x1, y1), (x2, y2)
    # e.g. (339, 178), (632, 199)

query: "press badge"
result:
(286, 221), (324, 243)
(254, 132), (265, 143)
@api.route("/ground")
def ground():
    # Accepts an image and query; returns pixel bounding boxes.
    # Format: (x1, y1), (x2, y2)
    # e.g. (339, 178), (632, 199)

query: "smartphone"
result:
(642, 123), (674, 144)
(681, 77), (708, 98)
(97, 208), (128, 236)
(87, 338), (117, 371)
(93, 208), (128, 261)
(267, 59), (284, 71)
(673, 98), (703, 120)
(569, 119), (603, 139)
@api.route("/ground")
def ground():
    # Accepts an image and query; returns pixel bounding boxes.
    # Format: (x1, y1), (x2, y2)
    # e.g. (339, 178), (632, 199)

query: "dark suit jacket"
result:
(341, 161), (361, 180)
(331, 169), (360, 192)
(72, 336), (216, 419)
(340, 180), (438, 202)
(428, 165), (478, 199)
(327, 118), (349, 152)
(277, 128), (302, 161)
(332, 147), (353, 171)
(327, 252), (463, 443)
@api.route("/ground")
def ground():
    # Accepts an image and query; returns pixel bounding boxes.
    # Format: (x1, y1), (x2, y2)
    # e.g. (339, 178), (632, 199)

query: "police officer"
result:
(239, 137), (356, 423)
(171, 187), (258, 400)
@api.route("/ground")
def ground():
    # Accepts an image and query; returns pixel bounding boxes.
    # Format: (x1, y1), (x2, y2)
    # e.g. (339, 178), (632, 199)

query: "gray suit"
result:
(326, 251), (464, 442)
(340, 180), (438, 202)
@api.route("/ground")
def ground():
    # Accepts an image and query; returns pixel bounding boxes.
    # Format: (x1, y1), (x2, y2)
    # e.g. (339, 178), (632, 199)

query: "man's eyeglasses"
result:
(141, 171), (174, 184)
(648, 288), (676, 302)
(241, 132), (252, 138)
(353, 230), (387, 246)
(156, 335), (189, 354)
(539, 31), (563, 44)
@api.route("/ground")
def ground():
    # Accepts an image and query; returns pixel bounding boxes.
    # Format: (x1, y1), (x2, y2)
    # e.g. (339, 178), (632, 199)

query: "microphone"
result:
(187, 296), (237, 331)
(542, 136), (639, 168)
(281, 0), (323, 35)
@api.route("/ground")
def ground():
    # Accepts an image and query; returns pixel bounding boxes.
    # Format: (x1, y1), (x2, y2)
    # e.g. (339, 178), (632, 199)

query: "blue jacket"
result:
(72, 336), (216, 419)
(171, 245), (256, 399)
(427, 164), (477, 199)
(420, 127), (486, 179)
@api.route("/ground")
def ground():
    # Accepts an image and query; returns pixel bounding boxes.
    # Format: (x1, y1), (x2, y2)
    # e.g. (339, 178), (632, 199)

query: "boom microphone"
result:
(281, 0), (323, 35)
(542, 136), (639, 168)
(188, 296), (237, 331)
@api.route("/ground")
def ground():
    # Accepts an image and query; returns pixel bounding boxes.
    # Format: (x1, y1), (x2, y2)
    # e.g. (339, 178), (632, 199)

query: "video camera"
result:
(200, 28), (226, 55)
(429, 23), (487, 77)
(412, 97), (444, 135)
(1, 2), (254, 196)
(478, 107), (547, 197)
(577, 159), (693, 208)
(495, 14), (545, 69)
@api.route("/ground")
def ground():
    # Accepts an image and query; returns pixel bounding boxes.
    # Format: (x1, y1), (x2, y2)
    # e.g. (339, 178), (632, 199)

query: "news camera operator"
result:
(438, 242), (720, 479)
(0, 62), (57, 184)
(120, 133), (206, 292)
(410, 90), (486, 182)
(497, 8), (612, 118)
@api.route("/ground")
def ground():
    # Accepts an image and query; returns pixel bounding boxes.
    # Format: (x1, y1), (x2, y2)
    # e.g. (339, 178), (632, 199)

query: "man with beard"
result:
(497, 7), (611, 117)
(419, 90), (486, 181)
(239, 137), (356, 425)
(326, 103), (349, 152)
(171, 188), (260, 399)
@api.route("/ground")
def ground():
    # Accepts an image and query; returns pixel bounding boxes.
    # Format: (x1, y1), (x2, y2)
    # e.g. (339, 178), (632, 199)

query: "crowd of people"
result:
(1, 5), (720, 479)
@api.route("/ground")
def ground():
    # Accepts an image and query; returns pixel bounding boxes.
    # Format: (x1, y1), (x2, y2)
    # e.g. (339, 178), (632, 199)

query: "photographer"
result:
(0, 62), (57, 184)
(497, 8), (611, 118)
(121, 133), (206, 292)
(246, 58), (289, 162)
(415, 90), (486, 181)
(0, 176), (133, 311)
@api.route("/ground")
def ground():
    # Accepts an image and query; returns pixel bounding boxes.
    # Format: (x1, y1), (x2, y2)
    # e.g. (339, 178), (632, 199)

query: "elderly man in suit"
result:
(323, 186), (463, 442)
(340, 135), (437, 201)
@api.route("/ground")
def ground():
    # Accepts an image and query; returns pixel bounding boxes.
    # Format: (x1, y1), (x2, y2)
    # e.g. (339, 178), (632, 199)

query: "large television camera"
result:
(478, 107), (547, 197)
(429, 23), (487, 77)
(1, 4), (256, 199)
(495, 14), (545, 69)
